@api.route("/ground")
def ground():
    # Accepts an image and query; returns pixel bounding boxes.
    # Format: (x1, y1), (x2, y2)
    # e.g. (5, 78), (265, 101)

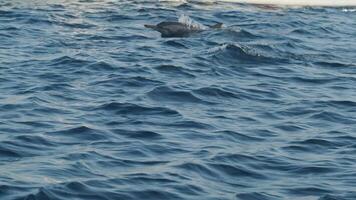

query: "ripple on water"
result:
(235, 192), (280, 200)
(1, 1), (356, 200)
(147, 86), (213, 104)
(47, 126), (108, 142)
(210, 43), (285, 65)
(96, 102), (181, 116)
(155, 64), (196, 78)
(111, 129), (163, 140)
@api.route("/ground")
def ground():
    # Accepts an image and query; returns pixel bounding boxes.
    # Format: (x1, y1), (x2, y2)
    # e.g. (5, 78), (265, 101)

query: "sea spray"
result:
(178, 14), (208, 31)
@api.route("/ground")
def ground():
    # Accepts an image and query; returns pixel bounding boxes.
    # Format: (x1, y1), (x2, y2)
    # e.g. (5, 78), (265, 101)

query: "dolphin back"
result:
(145, 21), (209, 38)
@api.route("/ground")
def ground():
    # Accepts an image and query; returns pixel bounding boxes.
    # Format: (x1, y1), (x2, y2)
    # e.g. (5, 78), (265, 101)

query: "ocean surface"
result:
(1, 1), (356, 199)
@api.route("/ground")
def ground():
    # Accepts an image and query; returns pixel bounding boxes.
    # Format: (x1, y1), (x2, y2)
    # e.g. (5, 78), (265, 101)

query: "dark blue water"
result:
(1, 1), (356, 199)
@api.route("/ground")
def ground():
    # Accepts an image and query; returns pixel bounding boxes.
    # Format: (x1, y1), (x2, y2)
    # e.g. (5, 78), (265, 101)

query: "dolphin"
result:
(145, 21), (223, 38)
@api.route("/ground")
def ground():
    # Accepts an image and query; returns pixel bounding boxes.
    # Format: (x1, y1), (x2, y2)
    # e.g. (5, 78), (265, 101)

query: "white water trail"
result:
(178, 14), (208, 30)
(342, 8), (356, 12)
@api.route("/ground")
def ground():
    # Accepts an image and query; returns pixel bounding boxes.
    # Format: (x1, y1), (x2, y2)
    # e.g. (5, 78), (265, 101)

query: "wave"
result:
(0, 145), (22, 161)
(96, 102), (181, 116)
(214, 28), (262, 42)
(236, 192), (279, 200)
(49, 56), (92, 68)
(209, 43), (285, 64)
(47, 126), (108, 142)
(155, 64), (196, 78)
(147, 86), (213, 104)
(183, 0), (356, 6)
(163, 40), (189, 48)
(2, 1), (356, 200)
(193, 86), (240, 100)
(112, 129), (163, 140)
(19, 181), (134, 200)
(310, 111), (356, 124)
(286, 187), (333, 196)
(86, 61), (116, 71)
(215, 130), (264, 142)
(91, 76), (162, 88)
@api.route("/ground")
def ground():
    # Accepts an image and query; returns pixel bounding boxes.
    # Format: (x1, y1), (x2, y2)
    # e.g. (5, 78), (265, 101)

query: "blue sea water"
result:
(1, 0), (356, 199)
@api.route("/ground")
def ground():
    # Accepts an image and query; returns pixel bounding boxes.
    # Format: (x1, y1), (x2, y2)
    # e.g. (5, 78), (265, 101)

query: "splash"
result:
(178, 14), (208, 31)
(208, 43), (229, 53)
(342, 8), (356, 12)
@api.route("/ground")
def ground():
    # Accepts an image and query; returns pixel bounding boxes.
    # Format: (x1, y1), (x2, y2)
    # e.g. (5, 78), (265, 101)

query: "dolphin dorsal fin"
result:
(210, 23), (223, 29)
(144, 24), (157, 30)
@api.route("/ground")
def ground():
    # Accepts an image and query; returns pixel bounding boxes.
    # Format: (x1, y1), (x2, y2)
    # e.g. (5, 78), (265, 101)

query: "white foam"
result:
(342, 8), (356, 12)
(178, 14), (208, 30)
(208, 43), (229, 53)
